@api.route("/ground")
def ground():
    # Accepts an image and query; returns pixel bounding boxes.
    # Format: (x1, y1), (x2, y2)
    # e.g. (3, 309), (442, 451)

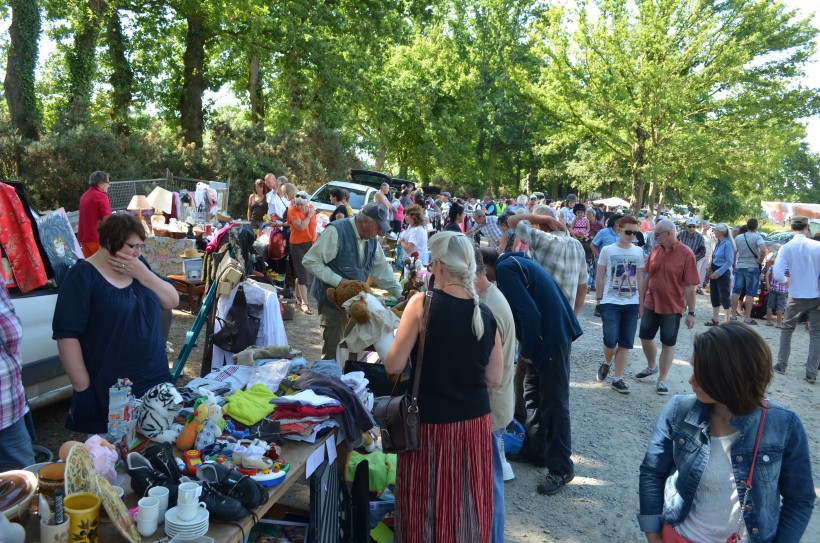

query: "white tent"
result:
(593, 197), (631, 208)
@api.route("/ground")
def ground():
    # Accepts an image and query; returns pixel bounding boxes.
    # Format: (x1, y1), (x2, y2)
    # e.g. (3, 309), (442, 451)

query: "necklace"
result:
(438, 282), (469, 293)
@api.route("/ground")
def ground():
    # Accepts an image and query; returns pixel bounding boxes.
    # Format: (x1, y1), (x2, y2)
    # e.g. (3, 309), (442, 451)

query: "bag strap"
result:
(742, 233), (759, 261)
(732, 400), (768, 540)
(409, 291), (433, 406)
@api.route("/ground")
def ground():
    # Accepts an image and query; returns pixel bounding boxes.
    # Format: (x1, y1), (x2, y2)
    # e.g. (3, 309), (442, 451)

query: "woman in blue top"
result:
(705, 223), (735, 326)
(53, 214), (179, 434)
(638, 322), (814, 543)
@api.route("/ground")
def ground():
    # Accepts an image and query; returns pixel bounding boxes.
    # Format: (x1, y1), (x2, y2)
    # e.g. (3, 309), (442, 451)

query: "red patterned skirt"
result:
(396, 414), (493, 543)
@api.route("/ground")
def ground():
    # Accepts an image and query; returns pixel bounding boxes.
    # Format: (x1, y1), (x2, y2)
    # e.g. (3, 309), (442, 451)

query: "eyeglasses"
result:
(125, 242), (146, 251)
(687, 225), (696, 228)
(623, 230), (637, 236)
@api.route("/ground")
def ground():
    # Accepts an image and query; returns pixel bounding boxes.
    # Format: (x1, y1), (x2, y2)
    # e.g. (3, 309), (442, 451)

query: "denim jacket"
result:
(638, 395), (815, 542)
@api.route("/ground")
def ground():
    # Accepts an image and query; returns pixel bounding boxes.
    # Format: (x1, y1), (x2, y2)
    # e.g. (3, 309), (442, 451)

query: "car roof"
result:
(319, 180), (376, 191)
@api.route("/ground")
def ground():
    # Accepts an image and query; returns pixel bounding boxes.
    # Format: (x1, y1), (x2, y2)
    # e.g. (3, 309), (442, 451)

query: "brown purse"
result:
(372, 290), (432, 454)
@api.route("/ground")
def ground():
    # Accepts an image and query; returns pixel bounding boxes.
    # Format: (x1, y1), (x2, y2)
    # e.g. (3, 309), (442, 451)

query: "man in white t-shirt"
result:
(731, 218), (767, 324)
(265, 173), (289, 223)
(595, 215), (644, 393)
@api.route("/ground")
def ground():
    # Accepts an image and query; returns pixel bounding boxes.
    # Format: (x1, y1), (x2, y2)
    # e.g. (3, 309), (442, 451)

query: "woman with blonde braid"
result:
(386, 231), (503, 543)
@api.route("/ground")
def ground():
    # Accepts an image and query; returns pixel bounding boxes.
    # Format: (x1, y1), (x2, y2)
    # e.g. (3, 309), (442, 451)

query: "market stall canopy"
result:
(593, 197), (631, 208)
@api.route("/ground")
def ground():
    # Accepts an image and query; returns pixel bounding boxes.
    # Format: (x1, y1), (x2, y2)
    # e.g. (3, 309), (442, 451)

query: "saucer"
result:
(165, 505), (209, 526)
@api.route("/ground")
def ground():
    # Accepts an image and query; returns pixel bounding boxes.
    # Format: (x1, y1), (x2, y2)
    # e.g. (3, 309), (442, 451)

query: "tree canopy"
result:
(1, 0), (818, 219)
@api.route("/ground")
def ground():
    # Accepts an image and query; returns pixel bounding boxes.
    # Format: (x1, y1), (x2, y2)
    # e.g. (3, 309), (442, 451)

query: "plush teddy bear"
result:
(326, 280), (373, 324)
(194, 398), (226, 450)
(176, 396), (209, 450)
(136, 382), (184, 444)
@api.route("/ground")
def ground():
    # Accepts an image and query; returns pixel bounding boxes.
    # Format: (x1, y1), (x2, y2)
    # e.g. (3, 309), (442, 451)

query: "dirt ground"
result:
(29, 290), (820, 542)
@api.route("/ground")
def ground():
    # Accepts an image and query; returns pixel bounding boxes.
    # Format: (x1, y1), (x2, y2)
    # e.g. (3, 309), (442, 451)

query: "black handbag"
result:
(211, 285), (262, 353)
(372, 291), (432, 454)
(343, 359), (409, 397)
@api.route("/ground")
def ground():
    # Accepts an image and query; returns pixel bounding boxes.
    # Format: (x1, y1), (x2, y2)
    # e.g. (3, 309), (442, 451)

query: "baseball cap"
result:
(791, 215), (809, 227)
(360, 202), (391, 235)
(685, 219), (697, 226)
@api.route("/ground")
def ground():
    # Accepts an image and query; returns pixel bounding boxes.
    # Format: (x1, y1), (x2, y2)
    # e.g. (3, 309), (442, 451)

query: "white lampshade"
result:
(127, 194), (151, 211)
(146, 186), (174, 214)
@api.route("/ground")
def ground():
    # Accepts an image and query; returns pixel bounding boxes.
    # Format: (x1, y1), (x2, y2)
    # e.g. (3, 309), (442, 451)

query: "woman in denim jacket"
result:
(638, 322), (815, 542)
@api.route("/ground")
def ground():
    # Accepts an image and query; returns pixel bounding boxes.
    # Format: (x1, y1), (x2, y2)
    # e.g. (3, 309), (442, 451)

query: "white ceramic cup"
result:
(177, 501), (207, 522)
(177, 481), (201, 506)
(147, 486), (169, 524)
(135, 511), (158, 537)
(137, 496), (159, 521)
(111, 486), (125, 499)
(40, 518), (70, 543)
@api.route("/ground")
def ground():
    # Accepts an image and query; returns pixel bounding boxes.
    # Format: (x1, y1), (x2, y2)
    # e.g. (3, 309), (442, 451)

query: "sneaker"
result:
(611, 379), (630, 394)
(805, 375), (817, 384)
(126, 452), (179, 505)
(656, 380), (669, 395)
(774, 363), (787, 375)
(537, 471), (575, 495)
(197, 480), (249, 522)
(593, 305), (601, 318)
(635, 367), (658, 380)
(597, 362), (611, 382)
(197, 462), (269, 509)
(142, 442), (183, 481)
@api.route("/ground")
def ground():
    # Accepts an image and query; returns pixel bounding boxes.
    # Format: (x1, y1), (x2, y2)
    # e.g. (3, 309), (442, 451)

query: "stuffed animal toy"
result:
(194, 398), (226, 450)
(85, 435), (119, 483)
(326, 280), (372, 324)
(391, 290), (419, 319)
(136, 383), (184, 444)
(176, 396), (209, 450)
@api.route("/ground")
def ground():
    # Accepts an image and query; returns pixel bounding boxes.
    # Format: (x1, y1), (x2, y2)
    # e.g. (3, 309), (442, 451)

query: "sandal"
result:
(765, 321), (774, 327)
(704, 319), (719, 327)
(299, 303), (313, 315)
(744, 319), (757, 326)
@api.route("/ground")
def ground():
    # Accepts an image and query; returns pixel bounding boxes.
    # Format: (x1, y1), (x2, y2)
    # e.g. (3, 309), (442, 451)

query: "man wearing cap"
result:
(772, 216), (820, 383)
(303, 202), (403, 360)
(677, 219), (706, 295)
(731, 218), (767, 324)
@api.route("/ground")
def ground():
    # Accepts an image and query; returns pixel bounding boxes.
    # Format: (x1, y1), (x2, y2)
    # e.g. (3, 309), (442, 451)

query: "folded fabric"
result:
(308, 360), (343, 379)
(223, 383), (276, 426)
(233, 344), (303, 366)
(271, 404), (344, 419)
(345, 450), (398, 495)
(270, 389), (341, 407)
(282, 419), (339, 443)
(187, 365), (255, 394)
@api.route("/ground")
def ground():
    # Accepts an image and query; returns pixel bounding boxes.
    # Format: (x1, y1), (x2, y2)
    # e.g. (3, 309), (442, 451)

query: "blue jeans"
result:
(520, 340), (574, 475)
(0, 417), (35, 471)
(587, 257), (597, 289)
(491, 429), (505, 543)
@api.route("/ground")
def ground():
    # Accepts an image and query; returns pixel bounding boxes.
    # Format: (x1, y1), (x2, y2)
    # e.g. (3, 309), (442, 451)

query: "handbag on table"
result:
(372, 290), (432, 454)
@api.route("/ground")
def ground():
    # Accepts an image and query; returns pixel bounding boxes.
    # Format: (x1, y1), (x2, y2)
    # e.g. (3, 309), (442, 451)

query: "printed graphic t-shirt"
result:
(598, 243), (645, 305)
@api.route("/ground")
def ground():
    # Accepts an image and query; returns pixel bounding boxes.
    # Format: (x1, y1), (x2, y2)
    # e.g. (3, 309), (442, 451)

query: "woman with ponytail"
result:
(385, 231), (503, 543)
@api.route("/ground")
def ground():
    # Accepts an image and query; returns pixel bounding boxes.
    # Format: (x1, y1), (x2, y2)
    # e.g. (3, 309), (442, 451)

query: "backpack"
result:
(268, 227), (287, 260)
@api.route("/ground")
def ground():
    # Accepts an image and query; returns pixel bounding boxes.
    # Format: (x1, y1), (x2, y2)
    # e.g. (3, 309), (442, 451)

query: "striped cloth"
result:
(0, 276), (26, 431)
(396, 414), (493, 543)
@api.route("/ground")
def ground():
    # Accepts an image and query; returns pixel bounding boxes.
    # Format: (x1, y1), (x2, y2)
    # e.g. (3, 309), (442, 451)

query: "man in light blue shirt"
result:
(591, 214), (622, 314)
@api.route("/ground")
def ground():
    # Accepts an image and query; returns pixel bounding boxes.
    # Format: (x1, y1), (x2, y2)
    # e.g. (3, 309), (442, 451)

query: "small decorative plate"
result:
(96, 475), (140, 543)
(64, 445), (95, 495)
(0, 469), (37, 520)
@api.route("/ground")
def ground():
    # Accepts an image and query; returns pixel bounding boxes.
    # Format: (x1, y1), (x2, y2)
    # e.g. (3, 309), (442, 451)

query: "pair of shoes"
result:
(142, 442), (183, 480)
(505, 451), (547, 469)
(744, 319), (758, 326)
(773, 363), (786, 375)
(611, 379), (630, 394)
(635, 367), (658, 380)
(593, 305), (601, 318)
(197, 480), (250, 522)
(537, 471), (575, 495)
(656, 381), (669, 395)
(805, 375), (817, 384)
(126, 451), (180, 506)
(704, 319), (719, 327)
(597, 362), (610, 382)
(197, 462), (269, 509)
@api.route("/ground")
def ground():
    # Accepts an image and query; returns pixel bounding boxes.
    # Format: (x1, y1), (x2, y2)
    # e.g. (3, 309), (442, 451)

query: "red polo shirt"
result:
(644, 241), (700, 315)
(77, 186), (112, 242)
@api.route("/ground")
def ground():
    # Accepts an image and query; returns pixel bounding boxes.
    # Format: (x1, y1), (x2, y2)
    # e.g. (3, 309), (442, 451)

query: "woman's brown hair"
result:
(98, 213), (146, 254)
(618, 215), (638, 228)
(404, 204), (424, 226)
(692, 322), (772, 415)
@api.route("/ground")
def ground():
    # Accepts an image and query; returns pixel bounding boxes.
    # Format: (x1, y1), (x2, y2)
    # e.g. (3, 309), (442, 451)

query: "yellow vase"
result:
(64, 492), (101, 543)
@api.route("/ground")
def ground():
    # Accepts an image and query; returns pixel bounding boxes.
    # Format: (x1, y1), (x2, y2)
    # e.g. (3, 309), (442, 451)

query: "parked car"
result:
(763, 230), (794, 252)
(310, 170), (400, 215)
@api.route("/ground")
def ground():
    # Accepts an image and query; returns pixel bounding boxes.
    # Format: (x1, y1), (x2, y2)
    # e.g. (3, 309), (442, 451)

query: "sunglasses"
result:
(623, 230), (638, 236)
(687, 225), (696, 228)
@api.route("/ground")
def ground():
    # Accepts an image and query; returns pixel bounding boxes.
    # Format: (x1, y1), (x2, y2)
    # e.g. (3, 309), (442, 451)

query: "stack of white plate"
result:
(164, 506), (209, 539)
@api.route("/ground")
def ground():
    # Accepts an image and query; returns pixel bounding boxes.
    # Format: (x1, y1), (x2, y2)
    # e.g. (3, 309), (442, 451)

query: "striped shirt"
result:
(767, 268), (789, 293)
(470, 216), (503, 246)
(0, 277), (27, 431)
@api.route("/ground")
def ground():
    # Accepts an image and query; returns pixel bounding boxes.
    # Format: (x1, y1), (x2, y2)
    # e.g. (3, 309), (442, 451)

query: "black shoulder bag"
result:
(372, 290), (432, 454)
(211, 285), (262, 353)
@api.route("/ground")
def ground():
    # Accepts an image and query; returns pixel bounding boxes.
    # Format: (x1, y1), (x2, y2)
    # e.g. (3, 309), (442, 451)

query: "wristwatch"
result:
(688, 311), (695, 317)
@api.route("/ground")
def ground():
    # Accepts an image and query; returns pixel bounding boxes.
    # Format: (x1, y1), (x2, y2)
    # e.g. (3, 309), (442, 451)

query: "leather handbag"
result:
(372, 290), (432, 454)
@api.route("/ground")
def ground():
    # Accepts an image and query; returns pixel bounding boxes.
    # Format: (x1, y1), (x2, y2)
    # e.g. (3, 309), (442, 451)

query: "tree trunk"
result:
(180, 13), (206, 147)
(248, 53), (264, 130)
(3, 0), (40, 141)
(63, 0), (104, 128)
(647, 179), (657, 213)
(630, 123), (648, 211)
(106, 7), (133, 137)
(373, 143), (387, 172)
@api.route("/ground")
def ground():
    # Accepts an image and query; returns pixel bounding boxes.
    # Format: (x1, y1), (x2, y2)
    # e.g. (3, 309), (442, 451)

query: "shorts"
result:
(732, 267), (760, 296)
(600, 303), (639, 349)
(767, 290), (787, 312)
(639, 307), (682, 347)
